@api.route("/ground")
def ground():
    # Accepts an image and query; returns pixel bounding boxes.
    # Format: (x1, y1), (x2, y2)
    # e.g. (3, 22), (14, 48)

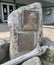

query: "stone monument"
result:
(1, 2), (54, 65)
(8, 2), (43, 59)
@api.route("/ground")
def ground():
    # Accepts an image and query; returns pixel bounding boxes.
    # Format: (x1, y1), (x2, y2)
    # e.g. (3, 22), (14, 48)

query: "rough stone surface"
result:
(4, 37), (10, 44)
(42, 59), (54, 65)
(40, 38), (54, 65)
(8, 2), (43, 59)
(22, 57), (42, 65)
(40, 37), (54, 46)
(22, 10), (39, 31)
(48, 46), (54, 54)
(18, 33), (34, 52)
(42, 46), (54, 65)
(0, 38), (9, 62)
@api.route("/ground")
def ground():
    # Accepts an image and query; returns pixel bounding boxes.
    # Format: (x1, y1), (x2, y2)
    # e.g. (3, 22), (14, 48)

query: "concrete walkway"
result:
(43, 25), (54, 42)
(0, 23), (10, 38)
(0, 23), (9, 32)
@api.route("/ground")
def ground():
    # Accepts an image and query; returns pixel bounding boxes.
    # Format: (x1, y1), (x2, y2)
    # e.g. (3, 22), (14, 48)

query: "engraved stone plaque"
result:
(22, 10), (39, 31)
(18, 33), (34, 52)
(8, 3), (43, 59)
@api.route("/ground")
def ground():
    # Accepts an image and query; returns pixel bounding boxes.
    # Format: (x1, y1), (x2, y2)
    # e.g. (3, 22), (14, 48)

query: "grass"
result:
(43, 52), (54, 63)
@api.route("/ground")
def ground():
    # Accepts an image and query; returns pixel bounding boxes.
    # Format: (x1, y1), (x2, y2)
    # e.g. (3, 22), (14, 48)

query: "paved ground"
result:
(0, 23), (10, 38)
(43, 27), (54, 41)
(0, 23), (9, 32)
(0, 24), (54, 42)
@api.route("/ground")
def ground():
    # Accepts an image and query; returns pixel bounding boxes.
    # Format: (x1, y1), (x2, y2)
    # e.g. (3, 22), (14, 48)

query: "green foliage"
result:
(46, 22), (54, 25)
(43, 52), (54, 63)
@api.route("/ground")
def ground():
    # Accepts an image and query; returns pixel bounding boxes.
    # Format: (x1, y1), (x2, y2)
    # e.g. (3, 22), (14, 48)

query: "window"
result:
(43, 8), (52, 16)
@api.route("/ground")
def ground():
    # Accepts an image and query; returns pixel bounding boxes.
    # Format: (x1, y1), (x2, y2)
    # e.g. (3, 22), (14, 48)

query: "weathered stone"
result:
(40, 37), (54, 46)
(48, 46), (54, 54)
(40, 37), (54, 64)
(0, 38), (9, 62)
(22, 10), (39, 31)
(44, 46), (54, 62)
(18, 33), (34, 52)
(8, 2), (43, 59)
(22, 57), (42, 65)
(42, 59), (54, 65)
(4, 37), (10, 44)
(41, 46), (54, 65)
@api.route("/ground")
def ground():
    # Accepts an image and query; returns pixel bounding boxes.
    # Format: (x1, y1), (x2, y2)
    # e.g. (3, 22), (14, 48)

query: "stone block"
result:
(22, 57), (42, 65)
(8, 2), (43, 59)
(0, 38), (9, 62)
